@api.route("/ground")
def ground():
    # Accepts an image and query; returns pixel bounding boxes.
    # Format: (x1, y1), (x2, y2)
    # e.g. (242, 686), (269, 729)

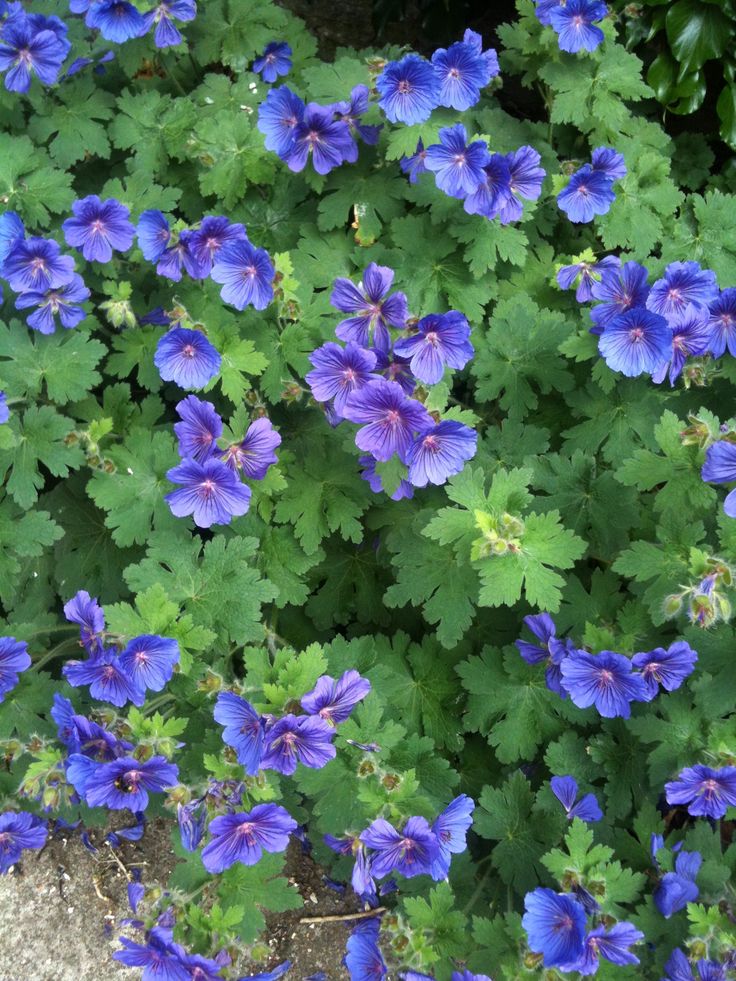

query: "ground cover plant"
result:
(1, 0), (736, 978)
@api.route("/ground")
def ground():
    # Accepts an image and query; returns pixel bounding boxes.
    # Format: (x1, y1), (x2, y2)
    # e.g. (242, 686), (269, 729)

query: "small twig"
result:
(106, 843), (133, 882)
(299, 907), (386, 925)
(92, 875), (111, 903)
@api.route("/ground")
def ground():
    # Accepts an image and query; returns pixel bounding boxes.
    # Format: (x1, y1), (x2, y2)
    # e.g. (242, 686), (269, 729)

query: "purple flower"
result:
(556, 254), (619, 303)
(515, 612), (571, 696)
(154, 328), (221, 389)
(201, 804), (297, 873)
(342, 380), (433, 462)
(15, 274), (89, 334)
(0, 811), (47, 873)
(114, 926), (189, 981)
(560, 649), (649, 718)
(373, 349), (415, 395)
(238, 962), (292, 981)
(51, 693), (78, 749)
(62, 196), (135, 263)
(534, 0), (564, 25)
(424, 124), (490, 197)
(0, 15), (68, 92)
(334, 85), (382, 146)
(653, 844), (701, 918)
(702, 441), (736, 518)
(400, 140), (428, 184)
(177, 800), (206, 852)
(253, 41), (292, 83)
(549, 0), (607, 53)
(651, 304), (713, 385)
(452, 973), (492, 981)
(359, 454), (414, 501)
(257, 85), (306, 156)
(140, 1), (197, 49)
(63, 651), (144, 708)
(211, 239), (275, 311)
(63, 589), (105, 655)
(85, 756), (178, 811)
(70, 713), (131, 761)
(0, 637), (30, 703)
(550, 775), (602, 823)
(431, 34), (498, 111)
(136, 210), (171, 263)
(706, 288), (736, 357)
(662, 951), (727, 981)
(332, 263), (408, 351)
(85, 1), (146, 43)
(522, 888), (586, 967)
(156, 229), (206, 281)
(665, 765), (736, 819)
(376, 54), (440, 125)
(213, 691), (266, 776)
(186, 216), (247, 278)
(260, 714), (336, 776)
(463, 154), (513, 219)
(590, 259), (650, 333)
(165, 456), (252, 528)
(301, 670), (372, 724)
(631, 641), (698, 698)
(647, 261), (719, 321)
(174, 395), (223, 464)
(0, 211), (24, 264)
(360, 816), (439, 879)
(2, 237), (75, 293)
(282, 103), (355, 175)
(430, 794), (474, 880)
(405, 421), (477, 488)
(0, 391), (7, 425)
(560, 922), (643, 974)
(591, 146), (627, 181)
(598, 307), (672, 377)
(306, 341), (378, 418)
(557, 165), (616, 223)
(344, 918), (386, 981)
(222, 417), (281, 479)
(394, 310), (473, 385)
(497, 145), (546, 223)
(118, 635), (179, 694)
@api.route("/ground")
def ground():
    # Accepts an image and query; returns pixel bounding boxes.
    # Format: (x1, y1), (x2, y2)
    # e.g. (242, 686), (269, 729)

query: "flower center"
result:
(599, 669), (614, 685)
(30, 257), (47, 273)
(91, 219), (106, 235)
(182, 344), (196, 358)
(134, 650), (149, 664)
(425, 331), (439, 346)
(115, 770), (141, 793)
(702, 779), (720, 797)
(398, 80), (412, 95)
(237, 822), (256, 845)
(629, 327), (644, 342)
(242, 265), (257, 280)
(201, 479), (215, 497)
(342, 367), (357, 383)
(423, 434), (439, 452)
(572, 15), (584, 27)
(449, 68), (461, 79)
(385, 409), (401, 426)
(453, 153), (466, 168)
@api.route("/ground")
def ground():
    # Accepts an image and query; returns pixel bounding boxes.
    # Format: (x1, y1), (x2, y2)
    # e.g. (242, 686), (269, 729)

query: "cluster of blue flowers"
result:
(0, 1), (198, 94)
(534, 0), (608, 53)
(164, 396), (281, 528)
(557, 147), (626, 223)
(306, 263), (477, 496)
(516, 612), (698, 717)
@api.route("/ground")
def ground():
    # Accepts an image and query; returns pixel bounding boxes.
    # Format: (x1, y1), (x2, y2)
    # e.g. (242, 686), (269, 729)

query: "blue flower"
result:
(405, 421), (478, 488)
(0, 391), (7, 425)
(662, 951), (727, 981)
(707, 287), (736, 357)
(550, 775), (602, 822)
(257, 85), (306, 156)
(301, 670), (372, 724)
(201, 805), (297, 873)
(213, 691), (266, 775)
(344, 918), (386, 981)
(0, 210), (24, 263)
(430, 794), (474, 879)
(332, 263), (408, 351)
(652, 837), (701, 918)
(560, 922), (643, 974)
(522, 888), (587, 967)
(376, 54), (440, 125)
(393, 310), (474, 385)
(647, 261), (719, 321)
(0, 811), (48, 874)
(222, 417), (281, 480)
(497, 145), (546, 223)
(651, 304), (712, 385)
(342, 380), (433, 462)
(631, 641), (698, 698)
(590, 259), (650, 333)
(140, 1), (196, 49)
(187, 215), (247, 278)
(282, 102), (356, 174)
(84, 755), (178, 811)
(431, 34), (499, 111)
(0, 14), (69, 92)
(702, 440), (736, 517)
(136, 210), (172, 263)
(173, 395), (223, 463)
(597, 307), (672, 377)
(534, 0), (564, 26)
(63, 589), (105, 655)
(665, 764), (736, 819)
(118, 635), (180, 694)
(63, 650), (144, 708)
(253, 41), (292, 83)
(211, 239), (275, 311)
(15, 274), (90, 334)
(0, 637), (30, 703)
(306, 342), (379, 418)
(515, 612), (571, 696)
(359, 454), (414, 501)
(400, 140), (428, 184)
(334, 85), (382, 146)
(360, 816), (439, 878)
(559, 649), (649, 718)
(424, 124), (490, 197)
(556, 255), (619, 303)
(177, 799), (206, 852)
(549, 0), (608, 53)
(239, 962), (292, 981)
(154, 328), (221, 389)
(591, 146), (627, 181)
(165, 456), (252, 528)
(156, 230), (204, 281)
(463, 154), (513, 219)
(62, 195), (135, 262)
(260, 715), (336, 775)
(2, 236), (75, 293)
(85, 1), (146, 43)
(557, 165), (616, 223)
(113, 927), (189, 981)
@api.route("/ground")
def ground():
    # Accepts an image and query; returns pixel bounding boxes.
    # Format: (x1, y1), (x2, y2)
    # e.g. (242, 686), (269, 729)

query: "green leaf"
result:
(27, 77), (115, 168)
(218, 853), (302, 944)
(665, 0), (732, 72)
(0, 406), (83, 508)
(0, 133), (74, 225)
(0, 321), (105, 405)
